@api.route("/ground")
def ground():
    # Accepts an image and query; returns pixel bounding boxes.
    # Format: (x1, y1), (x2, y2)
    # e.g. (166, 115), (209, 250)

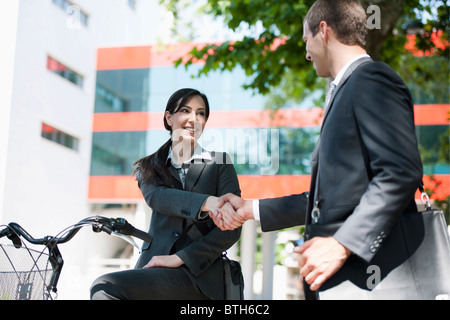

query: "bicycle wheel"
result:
(0, 244), (54, 300)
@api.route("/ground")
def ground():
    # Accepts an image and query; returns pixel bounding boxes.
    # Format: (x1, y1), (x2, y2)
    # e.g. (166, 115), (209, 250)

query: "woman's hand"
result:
(202, 196), (219, 212)
(209, 193), (250, 231)
(143, 254), (184, 269)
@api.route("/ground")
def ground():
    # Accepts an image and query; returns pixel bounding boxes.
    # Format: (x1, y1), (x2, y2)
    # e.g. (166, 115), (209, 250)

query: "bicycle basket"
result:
(0, 244), (54, 300)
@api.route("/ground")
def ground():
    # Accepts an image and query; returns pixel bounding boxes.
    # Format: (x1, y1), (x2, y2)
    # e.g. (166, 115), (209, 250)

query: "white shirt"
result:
(331, 54), (370, 88)
(252, 54), (371, 221)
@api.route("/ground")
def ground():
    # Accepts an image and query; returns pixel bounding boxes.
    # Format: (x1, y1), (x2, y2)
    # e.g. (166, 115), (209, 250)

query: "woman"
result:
(90, 88), (241, 300)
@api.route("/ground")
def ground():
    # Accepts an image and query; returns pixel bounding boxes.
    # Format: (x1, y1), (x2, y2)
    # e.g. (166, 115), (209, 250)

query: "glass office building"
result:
(88, 43), (450, 205)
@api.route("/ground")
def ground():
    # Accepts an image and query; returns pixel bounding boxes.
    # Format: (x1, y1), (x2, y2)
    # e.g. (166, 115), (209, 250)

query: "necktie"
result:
(179, 163), (190, 188)
(181, 163), (190, 176)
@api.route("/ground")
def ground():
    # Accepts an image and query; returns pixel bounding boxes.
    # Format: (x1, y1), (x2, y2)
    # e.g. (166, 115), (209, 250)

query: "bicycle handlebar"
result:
(0, 216), (152, 248)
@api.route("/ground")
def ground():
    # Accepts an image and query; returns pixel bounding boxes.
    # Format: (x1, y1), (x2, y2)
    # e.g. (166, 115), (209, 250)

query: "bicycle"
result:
(0, 216), (152, 300)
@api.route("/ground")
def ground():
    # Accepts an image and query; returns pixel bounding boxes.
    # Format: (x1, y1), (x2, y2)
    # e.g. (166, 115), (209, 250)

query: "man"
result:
(211, 0), (423, 299)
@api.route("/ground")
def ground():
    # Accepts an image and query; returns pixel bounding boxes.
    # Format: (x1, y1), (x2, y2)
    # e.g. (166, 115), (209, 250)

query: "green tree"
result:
(161, 0), (448, 98)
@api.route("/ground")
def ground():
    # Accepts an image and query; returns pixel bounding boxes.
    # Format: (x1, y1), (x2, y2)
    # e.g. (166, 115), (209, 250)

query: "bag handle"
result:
(419, 182), (432, 210)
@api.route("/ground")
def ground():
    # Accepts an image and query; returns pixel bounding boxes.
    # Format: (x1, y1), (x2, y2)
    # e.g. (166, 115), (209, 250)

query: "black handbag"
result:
(222, 253), (244, 300)
(174, 222), (244, 300)
(305, 186), (450, 300)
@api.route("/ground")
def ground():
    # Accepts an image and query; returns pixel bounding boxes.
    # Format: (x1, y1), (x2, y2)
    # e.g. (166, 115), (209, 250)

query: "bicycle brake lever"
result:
(111, 232), (141, 251)
(1, 227), (22, 248)
(101, 225), (114, 235)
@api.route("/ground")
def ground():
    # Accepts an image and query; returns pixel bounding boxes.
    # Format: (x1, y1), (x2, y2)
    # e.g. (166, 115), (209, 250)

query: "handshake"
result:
(203, 194), (254, 231)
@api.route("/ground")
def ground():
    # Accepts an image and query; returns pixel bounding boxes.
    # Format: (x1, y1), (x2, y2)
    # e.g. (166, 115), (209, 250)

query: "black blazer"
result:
(134, 151), (241, 300)
(259, 58), (423, 264)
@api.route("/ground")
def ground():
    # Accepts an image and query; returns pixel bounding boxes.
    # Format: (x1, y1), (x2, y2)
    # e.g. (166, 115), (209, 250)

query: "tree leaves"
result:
(161, 0), (448, 101)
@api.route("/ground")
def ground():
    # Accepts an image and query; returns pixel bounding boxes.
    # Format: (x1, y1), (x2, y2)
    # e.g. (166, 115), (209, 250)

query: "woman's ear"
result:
(165, 111), (173, 127)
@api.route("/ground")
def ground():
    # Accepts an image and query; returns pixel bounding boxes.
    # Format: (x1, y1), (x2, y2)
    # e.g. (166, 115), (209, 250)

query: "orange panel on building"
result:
(92, 112), (153, 132)
(97, 46), (152, 70)
(91, 105), (449, 133)
(88, 175), (312, 201)
(89, 176), (142, 201)
(238, 175), (311, 199)
(89, 174), (449, 203)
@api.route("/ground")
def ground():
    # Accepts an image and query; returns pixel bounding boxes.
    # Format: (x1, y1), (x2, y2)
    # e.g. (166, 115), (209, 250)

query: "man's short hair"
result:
(305, 0), (368, 48)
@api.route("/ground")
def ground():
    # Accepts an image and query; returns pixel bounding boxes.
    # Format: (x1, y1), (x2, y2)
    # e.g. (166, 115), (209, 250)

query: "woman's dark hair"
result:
(133, 88), (210, 186)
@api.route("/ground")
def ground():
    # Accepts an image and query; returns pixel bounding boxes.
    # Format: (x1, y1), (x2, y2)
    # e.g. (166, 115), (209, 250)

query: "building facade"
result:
(0, 0), (167, 299)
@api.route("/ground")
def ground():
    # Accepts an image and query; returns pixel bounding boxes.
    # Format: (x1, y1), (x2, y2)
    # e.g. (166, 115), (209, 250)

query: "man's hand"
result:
(294, 237), (351, 291)
(143, 254), (184, 269)
(209, 193), (254, 231)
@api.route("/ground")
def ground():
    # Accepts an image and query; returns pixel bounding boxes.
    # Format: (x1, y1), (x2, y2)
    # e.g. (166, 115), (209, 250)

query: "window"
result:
(128, 0), (136, 10)
(95, 85), (129, 112)
(52, 0), (89, 27)
(41, 123), (79, 151)
(47, 56), (84, 88)
(95, 69), (149, 113)
(90, 131), (147, 176)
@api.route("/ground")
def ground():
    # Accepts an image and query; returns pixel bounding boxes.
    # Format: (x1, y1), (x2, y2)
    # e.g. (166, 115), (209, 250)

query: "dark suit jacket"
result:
(259, 58), (423, 264)
(134, 151), (241, 300)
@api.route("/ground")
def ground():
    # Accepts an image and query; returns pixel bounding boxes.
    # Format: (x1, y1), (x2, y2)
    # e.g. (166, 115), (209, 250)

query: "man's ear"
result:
(319, 21), (330, 43)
